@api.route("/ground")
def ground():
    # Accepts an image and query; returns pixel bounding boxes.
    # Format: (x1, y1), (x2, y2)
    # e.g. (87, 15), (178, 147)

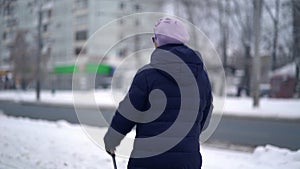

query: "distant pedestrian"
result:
(104, 17), (213, 169)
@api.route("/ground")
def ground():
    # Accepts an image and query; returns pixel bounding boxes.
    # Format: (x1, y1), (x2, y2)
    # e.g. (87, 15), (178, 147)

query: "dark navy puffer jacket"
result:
(104, 44), (213, 169)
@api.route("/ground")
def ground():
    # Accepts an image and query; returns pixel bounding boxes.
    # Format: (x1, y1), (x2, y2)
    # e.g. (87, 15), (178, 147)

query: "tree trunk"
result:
(244, 44), (251, 96)
(271, 0), (280, 70)
(218, 0), (229, 70)
(293, 0), (300, 97)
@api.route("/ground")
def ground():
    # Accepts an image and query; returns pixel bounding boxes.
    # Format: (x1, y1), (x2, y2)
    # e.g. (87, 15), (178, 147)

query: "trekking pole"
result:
(111, 153), (117, 169)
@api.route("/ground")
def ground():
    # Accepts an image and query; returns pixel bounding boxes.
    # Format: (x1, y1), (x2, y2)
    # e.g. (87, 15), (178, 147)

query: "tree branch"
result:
(264, 1), (276, 22)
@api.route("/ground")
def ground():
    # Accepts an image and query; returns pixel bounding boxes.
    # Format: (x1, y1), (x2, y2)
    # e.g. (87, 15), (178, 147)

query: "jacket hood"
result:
(149, 44), (204, 85)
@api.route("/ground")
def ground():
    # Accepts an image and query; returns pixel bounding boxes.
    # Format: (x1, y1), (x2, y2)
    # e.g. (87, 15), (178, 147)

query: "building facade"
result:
(0, 0), (165, 89)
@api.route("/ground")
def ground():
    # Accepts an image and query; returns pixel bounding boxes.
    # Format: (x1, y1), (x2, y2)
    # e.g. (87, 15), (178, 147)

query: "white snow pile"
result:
(0, 113), (127, 169)
(202, 145), (300, 169)
(271, 63), (296, 76)
(0, 113), (299, 169)
(252, 145), (300, 169)
(222, 97), (300, 119)
(0, 90), (118, 108)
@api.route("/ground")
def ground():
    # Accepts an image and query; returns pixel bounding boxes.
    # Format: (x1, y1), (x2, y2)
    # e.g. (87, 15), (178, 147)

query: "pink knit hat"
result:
(153, 17), (190, 47)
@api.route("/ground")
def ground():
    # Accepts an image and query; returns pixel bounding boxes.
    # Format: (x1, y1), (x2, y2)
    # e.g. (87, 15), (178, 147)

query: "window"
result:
(6, 18), (17, 27)
(27, 2), (33, 7)
(4, 4), (15, 16)
(134, 4), (140, 11)
(75, 48), (81, 55)
(43, 24), (48, 32)
(75, 30), (87, 41)
(42, 10), (52, 20)
(48, 9), (52, 18)
(76, 14), (88, 25)
(119, 2), (125, 10)
(56, 23), (61, 28)
(3, 32), (7, 40)
(75, 0), (88, 9)
(74, 47), (86, 55)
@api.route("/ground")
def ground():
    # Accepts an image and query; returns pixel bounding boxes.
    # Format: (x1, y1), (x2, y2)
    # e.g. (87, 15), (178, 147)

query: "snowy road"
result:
(0, 90), (300, 119)
(0, 114), (299, 169)
(210, 115), (300, 150)
(1, 100), (300, 150)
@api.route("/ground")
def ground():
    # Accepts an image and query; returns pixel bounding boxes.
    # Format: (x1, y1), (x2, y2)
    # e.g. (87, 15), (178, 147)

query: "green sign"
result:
(53, 64), (112, 75)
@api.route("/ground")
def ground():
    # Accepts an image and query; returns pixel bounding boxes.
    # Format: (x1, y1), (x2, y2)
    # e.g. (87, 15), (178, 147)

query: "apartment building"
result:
(0, 0), (165, 89)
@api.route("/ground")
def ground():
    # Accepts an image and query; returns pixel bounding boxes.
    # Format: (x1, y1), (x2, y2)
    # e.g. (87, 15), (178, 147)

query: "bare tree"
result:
(176, 0), (296, 97)
(178, 0), (228, 96)
(180, 0), (201, 47)
(292, 0), (300, 97)
(0, 0), (16, 15)
(230, 0), (254, 96)
(9, 29), (49, 90)
(180, 0), (230, 69)
(264, 0), (280, 70)
(217, 0), (230, 69)
(9, 30), (37, 90)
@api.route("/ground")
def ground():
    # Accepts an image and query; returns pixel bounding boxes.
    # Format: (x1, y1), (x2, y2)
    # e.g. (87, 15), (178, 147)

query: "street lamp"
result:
(252, 0), (263, 107)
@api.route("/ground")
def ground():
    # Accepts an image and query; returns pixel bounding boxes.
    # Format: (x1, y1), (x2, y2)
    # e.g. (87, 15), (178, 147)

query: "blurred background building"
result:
(0, 0), (165, 90)
(0, 0), (299, 98)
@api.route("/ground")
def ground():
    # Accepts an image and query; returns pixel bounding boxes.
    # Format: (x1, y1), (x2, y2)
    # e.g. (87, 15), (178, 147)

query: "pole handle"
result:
(111, 154), (117, 169)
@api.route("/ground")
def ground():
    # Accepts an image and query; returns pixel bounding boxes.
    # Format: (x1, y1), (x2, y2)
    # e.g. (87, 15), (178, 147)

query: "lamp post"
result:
(252, 0), (263, 107)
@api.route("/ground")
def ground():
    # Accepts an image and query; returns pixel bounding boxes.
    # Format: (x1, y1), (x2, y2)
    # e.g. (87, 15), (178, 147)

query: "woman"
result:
(104, 17), (213, 169)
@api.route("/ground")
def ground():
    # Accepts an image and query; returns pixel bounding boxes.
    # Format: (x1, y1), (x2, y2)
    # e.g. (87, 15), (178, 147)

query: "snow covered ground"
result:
(0, 113), (299, 169)
(223, 97), (300, 119)
(0, 90), (299, 119)
(0, 90), (116, 107)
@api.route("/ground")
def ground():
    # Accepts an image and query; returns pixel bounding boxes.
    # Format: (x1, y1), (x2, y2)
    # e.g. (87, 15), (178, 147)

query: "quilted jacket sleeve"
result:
(104, 71), (149, 151)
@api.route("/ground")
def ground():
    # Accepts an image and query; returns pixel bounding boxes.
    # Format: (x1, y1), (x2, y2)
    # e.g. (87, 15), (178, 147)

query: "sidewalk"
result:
(0, 113), (299, 169)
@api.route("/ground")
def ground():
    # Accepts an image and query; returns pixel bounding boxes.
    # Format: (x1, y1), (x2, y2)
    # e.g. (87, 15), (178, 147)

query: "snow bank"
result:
(252, 145), (300, 168)
(0, 113), (127, 169)
(271, 63), (296, 76)
(222, 97), (300, 119)
(202, 145), (300, 169)
(0, 114), (299, 169)
(0, 90), (118, 107)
